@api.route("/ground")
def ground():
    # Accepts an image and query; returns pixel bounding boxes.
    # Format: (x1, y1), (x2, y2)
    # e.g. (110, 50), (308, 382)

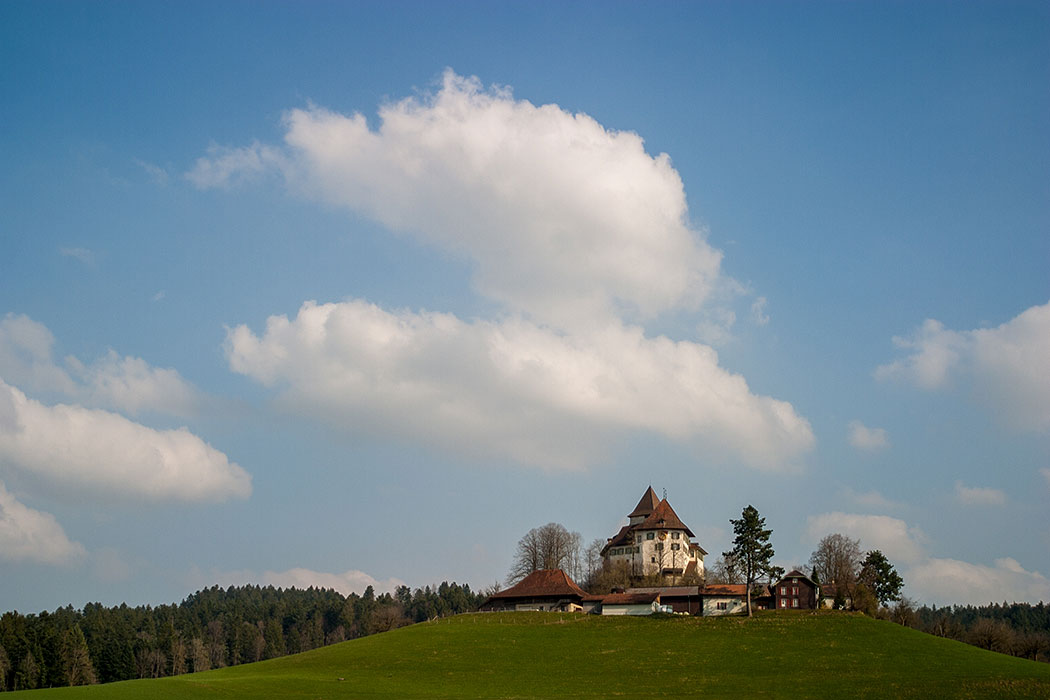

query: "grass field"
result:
(9, 611), (1050, 699)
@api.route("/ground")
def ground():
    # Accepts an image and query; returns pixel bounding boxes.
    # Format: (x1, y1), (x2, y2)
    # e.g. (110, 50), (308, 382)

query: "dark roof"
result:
(604, 524), (634, 550)
(602, 592), (659, 605)
(627, 586), (700, 597)
(775, 570), (818, 588)
(637, 498), (695, 537)
(488, 569), (587, 600)
(628, 486), (661, 518)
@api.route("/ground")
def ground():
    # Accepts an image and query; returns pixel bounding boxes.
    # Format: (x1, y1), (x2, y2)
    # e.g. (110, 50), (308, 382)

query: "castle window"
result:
(671, 543), (680, 551)
(646, 532), (655, 540)
(672, 532), (680, 539)
(655, 542), (663, 551)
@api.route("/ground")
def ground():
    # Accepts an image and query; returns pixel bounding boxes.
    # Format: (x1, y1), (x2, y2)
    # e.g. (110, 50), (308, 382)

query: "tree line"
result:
(0, 582), (483, 690)
(909, 601), (1050, 662)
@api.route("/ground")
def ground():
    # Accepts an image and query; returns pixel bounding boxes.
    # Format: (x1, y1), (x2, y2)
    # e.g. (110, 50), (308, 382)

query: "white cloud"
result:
(807, 510), (1049, 605)
(695, 308), (736, 347)
(67, 350), (200, 418)
(226, 300), (814, 471)
(198, 566), (404, 597)
(0, 379), (251, 502)
(805, 512), (926, 565)
(0, 313), (78, 395)
(134, 158), (170, 186)
(0, 480), (85, 566)
(954, 481), (1006, 506)
(847, 420), (889, 451)
(877, 301), (1050, 432)
(0, 313), (200, 417)
(750, 296), (770, 326)
(191, 69), (722, 329)
(186, 141), (285, 190)
(261, 568), (405, 596)
(907, 557), (1050, 606)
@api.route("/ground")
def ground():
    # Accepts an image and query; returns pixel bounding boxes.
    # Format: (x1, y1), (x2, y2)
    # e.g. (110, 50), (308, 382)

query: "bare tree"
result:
(507, 522), (583, 584)
(189, 638), (210, 673)
(0, 642), (9, 691)
(707, 553), (744, 584)
(584, 537), (605, 580)
(809, 533), (861, 593)
(62, 625), (97, 686)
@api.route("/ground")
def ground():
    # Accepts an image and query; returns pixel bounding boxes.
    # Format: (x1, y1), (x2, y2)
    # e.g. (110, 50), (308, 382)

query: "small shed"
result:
(600, 592), (661, 616)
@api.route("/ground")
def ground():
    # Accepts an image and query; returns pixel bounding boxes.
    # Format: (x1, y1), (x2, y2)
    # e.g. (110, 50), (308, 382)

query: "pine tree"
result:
(725, 505), (776, 617)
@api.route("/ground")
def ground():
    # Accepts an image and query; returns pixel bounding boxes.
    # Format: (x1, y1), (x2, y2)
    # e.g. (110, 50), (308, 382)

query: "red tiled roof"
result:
(637, 498), (695, 537)
(489, 569), (587, 600)
(602, 592), (659, 605)
(628, 486), (661, 518)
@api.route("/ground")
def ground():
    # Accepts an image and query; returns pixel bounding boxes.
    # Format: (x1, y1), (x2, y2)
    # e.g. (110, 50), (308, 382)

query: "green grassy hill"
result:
(10, 611), (1050, 699)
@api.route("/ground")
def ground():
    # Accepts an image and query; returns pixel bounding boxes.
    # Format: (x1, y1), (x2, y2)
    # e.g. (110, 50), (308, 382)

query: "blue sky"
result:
(1, 1), (1047, 612)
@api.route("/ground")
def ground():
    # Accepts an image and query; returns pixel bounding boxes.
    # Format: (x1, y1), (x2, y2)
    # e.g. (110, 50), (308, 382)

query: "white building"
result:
(601, 487), (706, 583)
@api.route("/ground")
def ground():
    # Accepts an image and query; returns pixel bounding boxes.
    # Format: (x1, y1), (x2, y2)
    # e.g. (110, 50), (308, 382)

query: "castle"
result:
(600, 486), (707, 583)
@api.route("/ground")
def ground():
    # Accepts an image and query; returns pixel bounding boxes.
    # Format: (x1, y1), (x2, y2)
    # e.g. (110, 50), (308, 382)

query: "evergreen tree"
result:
(725, 504), (776, 617)
(859, 550), (904, 606)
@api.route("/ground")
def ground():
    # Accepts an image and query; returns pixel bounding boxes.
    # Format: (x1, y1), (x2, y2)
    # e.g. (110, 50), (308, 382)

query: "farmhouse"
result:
(772, 570), (819, 610)
(601, 486), (707, 583)
(699, 584), (774, 615)
(478, 569), (588, 612)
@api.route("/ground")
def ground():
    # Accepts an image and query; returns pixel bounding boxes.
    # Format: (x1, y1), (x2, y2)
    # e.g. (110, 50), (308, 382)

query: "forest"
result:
(0, 582), (483, 691)
(910, 601), (1050, 662)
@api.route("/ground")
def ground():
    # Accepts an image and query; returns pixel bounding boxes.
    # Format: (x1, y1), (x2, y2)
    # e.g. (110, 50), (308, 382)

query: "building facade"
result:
(601, 487), (707, 583)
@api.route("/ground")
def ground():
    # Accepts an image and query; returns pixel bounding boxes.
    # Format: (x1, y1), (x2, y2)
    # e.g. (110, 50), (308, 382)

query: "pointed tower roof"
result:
(628, 486), (661, 519)
(638, 498), (695, 537)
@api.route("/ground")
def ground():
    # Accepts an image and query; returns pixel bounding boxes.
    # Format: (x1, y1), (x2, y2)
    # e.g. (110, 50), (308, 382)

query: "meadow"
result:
(8, 611), (1050, 699)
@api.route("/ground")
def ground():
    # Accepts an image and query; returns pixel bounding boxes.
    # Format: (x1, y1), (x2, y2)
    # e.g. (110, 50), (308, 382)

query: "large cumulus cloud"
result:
(0, 379), (250, 502)
(194, 70), (813, 471)
(227, 300), (813, 470)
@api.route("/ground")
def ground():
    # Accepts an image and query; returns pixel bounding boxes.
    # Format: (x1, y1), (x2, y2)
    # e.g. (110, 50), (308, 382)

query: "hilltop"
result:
(7, 611), (1050, 699)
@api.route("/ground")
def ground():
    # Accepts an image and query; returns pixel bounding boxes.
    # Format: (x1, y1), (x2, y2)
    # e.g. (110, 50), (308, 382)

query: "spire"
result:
(628, 486), (660, 519)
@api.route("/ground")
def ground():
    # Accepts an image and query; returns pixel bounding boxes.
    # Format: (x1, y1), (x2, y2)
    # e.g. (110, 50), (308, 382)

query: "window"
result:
(651, 557), (656, 563)
(780, 586), (786, 595)
(716, 602), (728, 610)
(646, 532), (655, 540)
(792, 586), (799, 595)
(792, 598), (798, 608)
(655, 542), (663, 551)
(672, 532), (680, 539)
(671, 543), (680, 551)
(780, 598), (787, 608)
(636, 535), (642, 543)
